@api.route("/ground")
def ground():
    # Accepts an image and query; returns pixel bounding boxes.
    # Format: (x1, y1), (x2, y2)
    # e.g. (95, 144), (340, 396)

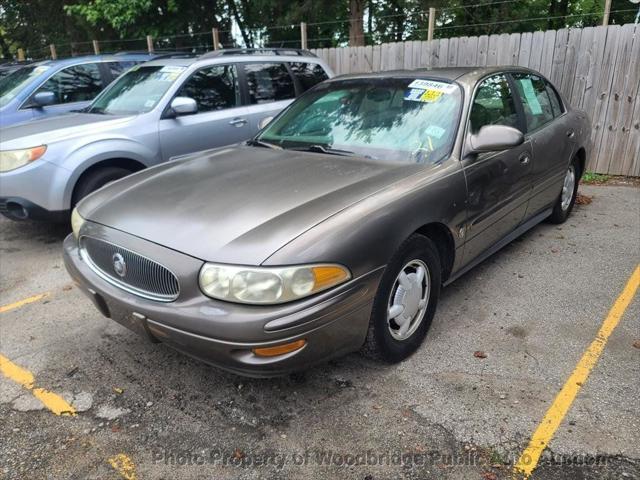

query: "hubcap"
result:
(561, 165), (575, 211)
(387, 259), (430, 341)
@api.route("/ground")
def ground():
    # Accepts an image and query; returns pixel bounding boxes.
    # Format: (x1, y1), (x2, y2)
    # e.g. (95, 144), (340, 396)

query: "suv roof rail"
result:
(200, 48), (317, 59)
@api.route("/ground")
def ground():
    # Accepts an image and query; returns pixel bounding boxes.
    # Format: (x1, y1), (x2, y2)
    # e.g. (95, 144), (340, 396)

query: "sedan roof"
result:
(329, 66), (538, 84)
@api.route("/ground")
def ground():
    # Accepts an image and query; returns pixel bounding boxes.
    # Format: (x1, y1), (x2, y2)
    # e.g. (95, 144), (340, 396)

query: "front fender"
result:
(263, 159), (468, 279)
(61, 139), (161, 209)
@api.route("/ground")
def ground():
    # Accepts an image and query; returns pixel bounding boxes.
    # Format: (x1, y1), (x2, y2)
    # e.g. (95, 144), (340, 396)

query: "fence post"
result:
(212, 28), (220, 50)
(49, 44), (57, 60)
(92, 40), (100, 55)
(17, 48), (25, 61)
(300, 22), (308, 49)
(427, 7), (436, 41)
(602, 0), (612, 26)
(146, 35), (154, 53)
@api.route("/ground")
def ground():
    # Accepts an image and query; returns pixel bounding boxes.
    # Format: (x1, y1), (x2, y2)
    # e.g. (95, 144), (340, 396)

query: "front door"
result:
(159, 64), (251, 160)
(462, 73), (533, 262)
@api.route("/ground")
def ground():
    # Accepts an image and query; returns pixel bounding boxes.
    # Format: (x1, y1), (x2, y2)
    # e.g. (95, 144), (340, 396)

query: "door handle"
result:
(229, 118), (247, 127)
(566, 129), (575, 138)
(519, 153), (531, 165)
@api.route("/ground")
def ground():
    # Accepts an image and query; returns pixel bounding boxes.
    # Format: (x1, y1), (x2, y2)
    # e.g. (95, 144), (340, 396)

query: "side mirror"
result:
(258, 116), (274, 130)
(169, 97), (198, 117)
(467, 125), (524, 154)
(31, 91), (56, 107)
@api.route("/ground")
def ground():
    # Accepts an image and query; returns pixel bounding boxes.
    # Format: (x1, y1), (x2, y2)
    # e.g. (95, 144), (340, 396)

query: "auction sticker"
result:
(408, 79), (457, 94)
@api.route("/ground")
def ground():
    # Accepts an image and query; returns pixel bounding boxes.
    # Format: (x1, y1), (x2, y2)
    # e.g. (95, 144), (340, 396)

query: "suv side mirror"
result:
(31, 91), (56, 108)
(169, 97), (198, 117)
(258, 116), (274, 130)
(467, 125), (524, 154)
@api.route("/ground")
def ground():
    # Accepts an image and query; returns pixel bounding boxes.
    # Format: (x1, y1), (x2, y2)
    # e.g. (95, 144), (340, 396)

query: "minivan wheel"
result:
(548, 158), (580, 224)
(72, 167), (132, 207)
(362, 234), (441, 363)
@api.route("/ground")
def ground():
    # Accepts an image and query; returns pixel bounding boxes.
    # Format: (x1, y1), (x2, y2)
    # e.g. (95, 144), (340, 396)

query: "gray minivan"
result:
(0, 49), (333, 221)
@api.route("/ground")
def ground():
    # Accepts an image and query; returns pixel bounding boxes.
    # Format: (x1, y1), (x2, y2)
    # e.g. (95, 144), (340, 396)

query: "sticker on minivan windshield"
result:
(408, 79), (457, 94)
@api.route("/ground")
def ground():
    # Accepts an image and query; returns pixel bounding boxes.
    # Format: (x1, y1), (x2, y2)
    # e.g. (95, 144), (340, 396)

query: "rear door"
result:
(510, 73), (574, 216)
(158, 63), (251, 160)
(240, 62), (297, 133)
(28, 62), (104, 119)
(461, 73), (534, 262)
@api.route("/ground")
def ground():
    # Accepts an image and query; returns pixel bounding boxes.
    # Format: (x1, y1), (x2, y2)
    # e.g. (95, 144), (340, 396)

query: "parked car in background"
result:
(0, 49), (333, 221)
(0, 61), (33, 80)
(64, 66), (590, 376)
(0, 53), (156, 127)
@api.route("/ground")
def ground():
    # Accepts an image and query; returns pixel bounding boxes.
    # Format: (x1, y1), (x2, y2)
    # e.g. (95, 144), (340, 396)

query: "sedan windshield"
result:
(0, 65), (50, 108)
(258, 78), (462, 164)
(87, 65), (186, 115)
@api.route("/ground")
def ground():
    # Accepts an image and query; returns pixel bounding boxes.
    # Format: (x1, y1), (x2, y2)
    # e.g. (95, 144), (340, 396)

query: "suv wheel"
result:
(72, 167), (131, 207)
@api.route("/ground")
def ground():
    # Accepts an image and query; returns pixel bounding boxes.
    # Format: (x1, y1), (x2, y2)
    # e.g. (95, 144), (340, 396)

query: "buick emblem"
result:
(112, 253), (127, 277)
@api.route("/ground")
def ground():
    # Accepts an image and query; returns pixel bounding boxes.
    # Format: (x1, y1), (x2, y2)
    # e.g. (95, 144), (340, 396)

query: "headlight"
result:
(199, 263), (351, 304)
(0, 146), (47, 172)
(71, 208), (85, 239)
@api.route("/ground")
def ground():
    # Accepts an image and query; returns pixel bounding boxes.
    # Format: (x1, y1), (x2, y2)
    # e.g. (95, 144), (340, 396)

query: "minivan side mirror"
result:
(169, 97), (198, 117)
(258, 116), (274, 130)
(31, 91), (56, 108)
(467, 125), (525, 154)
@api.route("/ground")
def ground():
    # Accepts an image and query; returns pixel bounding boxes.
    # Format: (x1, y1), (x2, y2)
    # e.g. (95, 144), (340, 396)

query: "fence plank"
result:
(560, 28), (582, 100)
(477, 35), (489, 66)
(447, 37), (459, 66)
(539, 30), (556, 77)
(549, 29), (568, 88)
(437, 38), (449, 67)
(507, 33), (520, 66)
(486, 34), (499, 66)
(528, 31), (545, 71)
(518, 32), (532, 67)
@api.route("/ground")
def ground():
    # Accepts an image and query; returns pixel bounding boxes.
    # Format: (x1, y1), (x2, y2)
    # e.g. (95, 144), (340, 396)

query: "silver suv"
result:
(0, 49), (333, 221)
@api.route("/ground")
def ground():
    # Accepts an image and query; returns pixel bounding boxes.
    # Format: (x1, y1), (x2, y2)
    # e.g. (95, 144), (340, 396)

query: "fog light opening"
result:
(252, 339), (306, 358)
(6, 202), (28, 220)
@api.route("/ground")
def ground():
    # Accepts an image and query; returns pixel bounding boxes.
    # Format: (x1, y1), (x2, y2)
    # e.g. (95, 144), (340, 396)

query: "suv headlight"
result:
(199, 263), (351, 305)
(0, 146), (47, 172)
(71, 207), (85, 239)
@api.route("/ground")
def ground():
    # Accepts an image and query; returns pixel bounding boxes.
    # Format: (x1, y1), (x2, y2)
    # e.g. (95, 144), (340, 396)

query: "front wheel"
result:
(362, 234), (441, 363)
(548, 158), (580, 224)
(72, 167), (132, 207)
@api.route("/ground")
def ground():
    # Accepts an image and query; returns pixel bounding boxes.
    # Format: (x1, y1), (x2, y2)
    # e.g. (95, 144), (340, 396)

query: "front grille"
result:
(80, 236), (179, 302)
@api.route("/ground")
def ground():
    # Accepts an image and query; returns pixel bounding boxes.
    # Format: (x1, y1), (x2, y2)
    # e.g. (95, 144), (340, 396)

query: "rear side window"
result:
(107, 61), (137, 78)
(545, 83), (564, 117)
(512, 73), (556, 131)
(243, 63), (295, 104)
(470, 74), (520, 134)
(289, 62), (329, 92)
(35, 63), (102, 105)
(177, 64), (240, 112)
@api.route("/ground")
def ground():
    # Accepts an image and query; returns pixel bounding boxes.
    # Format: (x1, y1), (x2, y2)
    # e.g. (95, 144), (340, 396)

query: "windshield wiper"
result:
(246, 139), (281, 149)
(288, 144), (357, 157)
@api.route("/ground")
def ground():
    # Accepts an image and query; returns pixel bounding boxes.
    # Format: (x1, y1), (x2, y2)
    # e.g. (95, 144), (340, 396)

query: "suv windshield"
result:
(0, 65), (50, 108)
(258, 78), (462, 164)
(87, 65), (186, 115)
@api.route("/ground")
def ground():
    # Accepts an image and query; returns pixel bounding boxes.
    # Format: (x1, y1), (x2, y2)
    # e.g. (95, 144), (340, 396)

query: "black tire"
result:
(548, 157), (580, 224)
(362, 234), (441, 363)
(72, 167), (132, 207)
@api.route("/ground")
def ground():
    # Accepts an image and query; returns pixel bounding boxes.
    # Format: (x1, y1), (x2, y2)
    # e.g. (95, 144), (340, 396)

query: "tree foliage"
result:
(0, 0), (636, 59)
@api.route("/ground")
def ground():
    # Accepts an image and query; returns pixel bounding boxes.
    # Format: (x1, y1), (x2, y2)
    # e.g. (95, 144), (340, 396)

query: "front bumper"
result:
(0, 159), (70, 220)
(63, 230), (383, 377)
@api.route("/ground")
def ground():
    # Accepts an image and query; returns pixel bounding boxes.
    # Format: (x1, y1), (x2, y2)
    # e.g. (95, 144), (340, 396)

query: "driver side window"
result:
(176, 64), (240, 113)
(470, 74), (519, 134)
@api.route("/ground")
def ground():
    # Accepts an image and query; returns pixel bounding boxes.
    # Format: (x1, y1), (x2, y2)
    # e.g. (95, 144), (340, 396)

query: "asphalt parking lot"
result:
(0, 183), (638, 480)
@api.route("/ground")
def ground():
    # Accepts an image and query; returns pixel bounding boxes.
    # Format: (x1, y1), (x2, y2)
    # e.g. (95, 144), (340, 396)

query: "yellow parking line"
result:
(0, 354), (76, 416)
(0, 292), (49, 314)
(513, 264), (640, 478)
(108, 454), (137, 480)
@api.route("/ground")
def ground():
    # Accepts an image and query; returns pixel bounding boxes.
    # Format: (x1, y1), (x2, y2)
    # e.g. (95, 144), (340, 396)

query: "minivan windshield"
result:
(258, 78), (462, 164)
(87, 65), (186, 115)
(0, 65), (50, 108)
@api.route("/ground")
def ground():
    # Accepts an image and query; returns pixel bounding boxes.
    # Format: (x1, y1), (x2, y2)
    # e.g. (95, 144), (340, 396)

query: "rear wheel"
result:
(72, 167), (132, 207)
(548, 157), (580, 224)
(362, 234), (441, 362)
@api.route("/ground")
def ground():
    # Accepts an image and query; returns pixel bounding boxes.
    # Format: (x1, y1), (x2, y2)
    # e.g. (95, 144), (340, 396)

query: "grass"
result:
(581, 171), (611, 184)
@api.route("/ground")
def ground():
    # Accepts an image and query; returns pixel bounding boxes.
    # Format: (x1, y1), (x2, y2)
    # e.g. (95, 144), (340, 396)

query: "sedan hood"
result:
(0, 113), (132, 149)
(80, 146), (423, 264)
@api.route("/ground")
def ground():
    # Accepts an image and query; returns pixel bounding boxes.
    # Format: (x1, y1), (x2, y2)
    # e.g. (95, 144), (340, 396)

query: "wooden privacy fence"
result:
(311, 24), (640, 176)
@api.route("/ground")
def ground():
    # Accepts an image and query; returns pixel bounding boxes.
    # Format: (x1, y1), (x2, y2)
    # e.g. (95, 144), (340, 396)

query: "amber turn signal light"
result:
(252, 339), (306, 357)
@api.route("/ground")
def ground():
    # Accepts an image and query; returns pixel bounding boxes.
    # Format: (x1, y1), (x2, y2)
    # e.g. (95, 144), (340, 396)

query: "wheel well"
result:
(575, 148), (586, 178)
(414, 223), (455, 282)
(72, 158), (146, 203)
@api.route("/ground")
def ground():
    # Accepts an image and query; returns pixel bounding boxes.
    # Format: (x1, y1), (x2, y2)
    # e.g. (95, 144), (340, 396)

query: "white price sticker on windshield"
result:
(408, 79), (457, 94)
